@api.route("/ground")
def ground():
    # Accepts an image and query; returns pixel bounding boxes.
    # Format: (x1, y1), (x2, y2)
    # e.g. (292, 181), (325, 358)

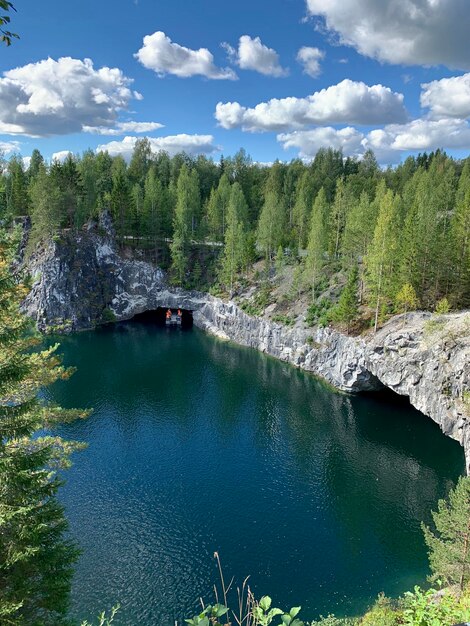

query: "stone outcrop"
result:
(23, 218), (470, 472)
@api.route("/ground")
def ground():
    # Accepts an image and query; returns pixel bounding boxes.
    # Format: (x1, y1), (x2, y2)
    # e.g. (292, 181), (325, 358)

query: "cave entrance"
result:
(131, 308), (193, 329)
(361, 386), (412, 408)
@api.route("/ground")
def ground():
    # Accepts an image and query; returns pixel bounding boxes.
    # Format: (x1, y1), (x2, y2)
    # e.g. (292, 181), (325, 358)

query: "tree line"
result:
(1, 141), (469, 327)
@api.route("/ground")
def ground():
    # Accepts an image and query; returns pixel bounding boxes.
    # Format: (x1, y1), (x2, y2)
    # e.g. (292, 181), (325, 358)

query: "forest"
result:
(1, 140), (469, 330)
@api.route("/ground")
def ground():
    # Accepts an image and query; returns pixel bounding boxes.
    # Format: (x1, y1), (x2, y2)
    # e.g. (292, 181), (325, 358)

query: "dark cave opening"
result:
(131, 308), (194, 329)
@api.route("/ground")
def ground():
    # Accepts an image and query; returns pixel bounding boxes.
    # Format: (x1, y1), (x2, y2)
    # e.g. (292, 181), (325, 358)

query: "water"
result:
(46, 321), (465, 625)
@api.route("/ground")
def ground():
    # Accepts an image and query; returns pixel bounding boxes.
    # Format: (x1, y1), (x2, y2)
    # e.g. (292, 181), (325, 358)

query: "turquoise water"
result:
(47, 321), (465, 625)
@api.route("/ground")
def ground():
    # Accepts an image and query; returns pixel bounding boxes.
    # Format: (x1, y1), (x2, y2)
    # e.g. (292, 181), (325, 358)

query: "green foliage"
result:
(435, 297), (450, 314)
(185, 604), (229, 626)
(81, 605), (120, 626)
(0, 0), (18, 45)
(332, 266), (359, 331)
(306, 298), (333, 327)
(365, 188), (401, 331)
(0, 229), (87, 624)
(1, 143), (469, 319)
(252, 597), (303, 626)
(396, 283), (419, 314)
(272, 313), (295, 326)
(422, 476), (470, 590)
(360, 594), (400, 626)
(101, 308), (116, 324)
(403, 586), (470, 626)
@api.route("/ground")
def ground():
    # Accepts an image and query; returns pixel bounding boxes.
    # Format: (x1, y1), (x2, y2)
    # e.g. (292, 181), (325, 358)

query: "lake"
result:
(47, 320), (465, 625)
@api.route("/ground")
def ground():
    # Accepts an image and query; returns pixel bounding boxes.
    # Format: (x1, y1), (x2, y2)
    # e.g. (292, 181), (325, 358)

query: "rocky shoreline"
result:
(23, 215), (470, 472)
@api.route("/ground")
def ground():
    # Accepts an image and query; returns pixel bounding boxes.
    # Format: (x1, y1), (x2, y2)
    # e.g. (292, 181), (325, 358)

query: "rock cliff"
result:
(23, 217), (470, 472)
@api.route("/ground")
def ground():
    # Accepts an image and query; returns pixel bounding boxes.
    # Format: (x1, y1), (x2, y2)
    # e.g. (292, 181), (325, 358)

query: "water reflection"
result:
(47, 323), (465, 625)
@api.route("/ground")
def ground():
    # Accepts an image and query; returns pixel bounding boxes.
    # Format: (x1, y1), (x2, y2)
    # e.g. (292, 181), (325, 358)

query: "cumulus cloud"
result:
(222, 35), (288, 77)
(278, 117), (470, 163)
(421, 73), (470, 119)
(296, 46), (324, 77)
(96, 134), (220, 160)
(0, 140), (20, 155)
(135, 31), (237, 80)
(278, 126), (365, 159)
(0, 57), (142, 137)
(83, 121), (164, 135)
(306, 0), (470, 70)
(215, 79), (407, 132)
(51, 150), (73, 163)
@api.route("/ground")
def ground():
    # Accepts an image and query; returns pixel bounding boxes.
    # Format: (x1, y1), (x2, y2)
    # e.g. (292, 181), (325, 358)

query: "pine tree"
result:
(329, 178), (350, 260)
(219, 182), (247, 296)
(395, 282), (419, 315)
(422, 477), (470, 591)
(365, 189), (401, 332)
(256, 190), (285, 264)
(110, 170), (131, 242)
(306, 188), (328, 301)
(6, 156), (28, 217)
(292, 171), (313, 250)
(27, 164), (62, 253)
(128, 138), (152, 186)
(333, 265), (359, 332)
(207, 174), (231, 241)
(452, 180), (470, 306)
(0, 229), (86, 624)
(27, 149), (44, 181)
(170, 165), (193, 285)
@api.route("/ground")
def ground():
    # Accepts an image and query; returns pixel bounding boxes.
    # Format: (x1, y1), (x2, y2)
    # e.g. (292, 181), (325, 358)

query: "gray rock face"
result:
(366, 312), (470, 473)
(23, 221), (470, 472)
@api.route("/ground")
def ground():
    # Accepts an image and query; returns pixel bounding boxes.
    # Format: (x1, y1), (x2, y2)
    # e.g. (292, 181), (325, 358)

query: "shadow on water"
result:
(46, 324), (465, 625)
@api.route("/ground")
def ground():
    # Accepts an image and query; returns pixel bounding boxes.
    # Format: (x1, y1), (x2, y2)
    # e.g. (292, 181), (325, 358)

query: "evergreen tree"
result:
(329, 178), (350, 261)
(219, 182), (247, 296)
(27, 149), (44, 181)
(110, 170), (131, 241)
(452, 172), (470, 306)
(0, 230), (86, 624)
(293, 171), (314, 250)
(128, 138), (152, 186)
(333, 265), (359, 332)
(306, 188), (328, 301)
(422, 477), (470, 591)
(256, 190), (285, 263)
(207, 173), (231, 241)
(395, 282), (419, 315)
(27, 164), (62, 253)
(6, 156), (28, 216)
(170, 165), (193, 284)
(365, 189), (401, 332)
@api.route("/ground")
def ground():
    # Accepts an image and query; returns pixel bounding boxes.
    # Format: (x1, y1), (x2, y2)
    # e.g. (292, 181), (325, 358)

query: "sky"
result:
(2, 0), (470, 165)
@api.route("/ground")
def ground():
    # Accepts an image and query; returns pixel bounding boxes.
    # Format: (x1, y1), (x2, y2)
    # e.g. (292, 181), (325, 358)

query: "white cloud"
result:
(97, 134), (220, 160)
(278, 117), (470, 163)
(0, 57), (142, 137)
(223, 35), (288, 77)
(306, 0), (470, 70)
(421, 73), (470, 118)
(278, 126), (365, 159)
(215, 79), (407, 132)
(135, 31), (237, 80)
(51, 150), (73, 163)
(0, 140), (20, 155)
(296, 46), (324, 77)
(83, 121), (164, 135)
(368, 117), (470, 152)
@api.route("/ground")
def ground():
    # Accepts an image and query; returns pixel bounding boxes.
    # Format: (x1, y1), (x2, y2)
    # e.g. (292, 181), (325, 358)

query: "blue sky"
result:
(1, 0), (470, 164)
